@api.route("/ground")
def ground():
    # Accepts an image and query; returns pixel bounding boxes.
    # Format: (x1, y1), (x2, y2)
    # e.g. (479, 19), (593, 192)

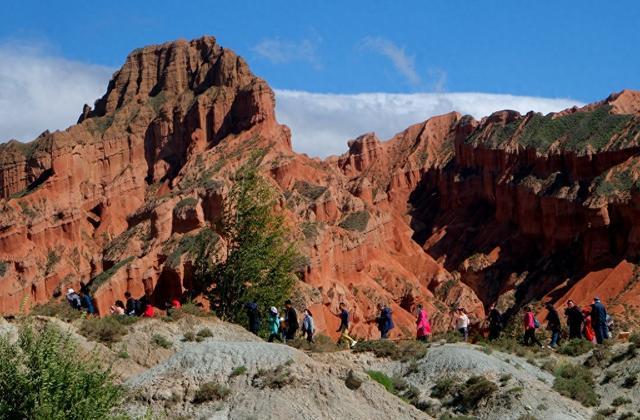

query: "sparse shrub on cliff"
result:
(339, 210), (370, 232)
(192, 382), (230, 403)
(79, 316), (127, 345)
(151, 334), (172, 349)
(31, 300), (84, 322)
(253, 364), (294, 389)
(0, 324), (123, 418)
(175, 197), (198, 211)
(88, 256), (135, 293)
(0, 261), (7, 277)
(208, 154), (300, 327)
(293, 180), (327, 201)
(558, 338), (594, 356)
(301, 221), (320, 242)
(44, 249), (61, 274)
(552, 363), (599, 407)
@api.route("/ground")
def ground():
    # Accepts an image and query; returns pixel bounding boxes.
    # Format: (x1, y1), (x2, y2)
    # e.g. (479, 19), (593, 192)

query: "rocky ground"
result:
(2, 312), (639, 420)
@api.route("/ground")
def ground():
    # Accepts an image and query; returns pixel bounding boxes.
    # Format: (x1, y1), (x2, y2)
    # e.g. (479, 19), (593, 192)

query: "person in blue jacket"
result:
(590, 297), (608, 344)
(79, 290), (95, 315)
(376, 303), (394, 339)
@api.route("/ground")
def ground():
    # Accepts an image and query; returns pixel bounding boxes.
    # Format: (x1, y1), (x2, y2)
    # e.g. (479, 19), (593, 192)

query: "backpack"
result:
(533, 318), (541, 329)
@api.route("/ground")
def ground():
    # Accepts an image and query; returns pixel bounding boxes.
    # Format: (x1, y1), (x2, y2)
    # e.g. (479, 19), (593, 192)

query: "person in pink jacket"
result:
(416, 304), (431, 342)
(523, 306), (542, 347)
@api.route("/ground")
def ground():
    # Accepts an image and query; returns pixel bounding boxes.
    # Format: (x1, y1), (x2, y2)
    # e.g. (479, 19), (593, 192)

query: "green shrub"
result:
(293, 180), (327, 200)
(197, 328), (213, 338)
(79, 317), (127, 345)
(458, 376), (498, 411)
(366, 370), (395, 393)
(182, 331), (196, 342)
(0, 324), (122, 418)
(253, 364), (293, 389)
(622, 374), (637, 388)
(192, 382), (230, 403)
(88, 257), (135, 293)
(152, 334), (172, 349)
(553, 363), (599, 407)
(0, 261), (7, 277)
(612, 396), (632, 406)
(431, 376), (457, 399)
(559, 339), (594, 356)
(175, 197), (198, 211)
(31, 300), (83, 322)
(286, 334), (340, 353)
(230, 366), (247, 377)
(339, 210), (370, 232)
(617, 412), (638, 420)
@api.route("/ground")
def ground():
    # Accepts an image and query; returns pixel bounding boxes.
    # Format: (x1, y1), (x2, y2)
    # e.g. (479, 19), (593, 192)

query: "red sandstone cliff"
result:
(1, 36), (639, 336)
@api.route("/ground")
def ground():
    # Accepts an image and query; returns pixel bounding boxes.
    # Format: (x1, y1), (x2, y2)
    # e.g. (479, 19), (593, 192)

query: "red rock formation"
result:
(1, 36), (640, 336)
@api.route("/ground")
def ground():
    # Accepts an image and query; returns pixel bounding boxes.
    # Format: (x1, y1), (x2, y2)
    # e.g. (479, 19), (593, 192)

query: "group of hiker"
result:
(484, 297), (612, 349)
(67, 282), (613, 351)
(65, 282), (95, 314)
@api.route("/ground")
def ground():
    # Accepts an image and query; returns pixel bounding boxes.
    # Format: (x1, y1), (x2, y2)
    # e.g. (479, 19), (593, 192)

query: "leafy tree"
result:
(0, 324), (123, 419)
(209, 154), (300, 324)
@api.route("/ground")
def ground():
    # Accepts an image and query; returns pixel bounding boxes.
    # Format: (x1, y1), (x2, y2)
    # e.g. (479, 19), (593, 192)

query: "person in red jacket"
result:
(142, 302), (155, 317)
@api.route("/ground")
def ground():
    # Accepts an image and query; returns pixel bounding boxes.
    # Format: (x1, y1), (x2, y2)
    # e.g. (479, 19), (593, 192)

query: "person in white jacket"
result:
(301, 308), (315, 344)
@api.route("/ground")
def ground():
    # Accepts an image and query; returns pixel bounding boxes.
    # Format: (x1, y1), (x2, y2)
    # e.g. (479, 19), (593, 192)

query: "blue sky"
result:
(1, 1), (639, 155)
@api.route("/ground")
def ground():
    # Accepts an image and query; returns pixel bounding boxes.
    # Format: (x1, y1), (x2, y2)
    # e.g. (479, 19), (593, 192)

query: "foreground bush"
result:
(79, 316), (127, 345)
(0, 324), (122, 419)
(558, 338), (594, 356)
(553, 363), (599, 407)
(31, 300), (83, 322)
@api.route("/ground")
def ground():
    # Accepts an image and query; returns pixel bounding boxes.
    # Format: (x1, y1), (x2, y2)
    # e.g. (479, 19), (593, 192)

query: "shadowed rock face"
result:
(1, 35), (640, 336)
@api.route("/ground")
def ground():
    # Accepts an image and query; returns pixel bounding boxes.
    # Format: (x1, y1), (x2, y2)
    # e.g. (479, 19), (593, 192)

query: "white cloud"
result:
(359, 37), (421, 85)
(274, 90), (584, 157)
(0, 42), (113, 143)
(252, 37), (320, 67)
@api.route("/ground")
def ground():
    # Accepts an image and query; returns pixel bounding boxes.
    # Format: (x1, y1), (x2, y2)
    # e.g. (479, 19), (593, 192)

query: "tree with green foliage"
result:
(0, 324), (123, 419)
(209, 154), (300, 325)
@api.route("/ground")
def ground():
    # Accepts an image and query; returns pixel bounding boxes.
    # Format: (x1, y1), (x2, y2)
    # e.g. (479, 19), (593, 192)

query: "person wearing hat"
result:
(590, 297), (608, 344)
(267, 306), (282, 343)
(66, 288), (82, 310)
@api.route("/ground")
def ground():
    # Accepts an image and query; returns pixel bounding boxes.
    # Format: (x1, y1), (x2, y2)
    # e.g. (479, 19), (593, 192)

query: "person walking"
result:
(301, 309), (315, 344)
(487, 304), (502, 340)
(523, 306), (543, 347)
(267, 307), (282, 343)
(284, 300), (299, 341)
(582, 308), (597, 343)
(245, 301), (261, 335)
(455, 307), (470, 342)
(337, 302), (357, 348)
(546, 302), (561, 349)
(415, 304), (431, 342)
(590, 297), (608, 344)
(66, 288), (82, 310)
(376, 303), (394, 339)
(564, 300), (583, 339)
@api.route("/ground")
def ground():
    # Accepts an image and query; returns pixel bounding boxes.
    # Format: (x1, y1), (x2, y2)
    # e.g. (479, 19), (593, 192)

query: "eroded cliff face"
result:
(1, 36), (639, 336)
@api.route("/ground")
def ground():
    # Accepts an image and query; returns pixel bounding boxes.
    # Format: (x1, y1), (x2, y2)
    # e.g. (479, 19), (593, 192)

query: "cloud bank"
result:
(0, 42), (113, 143)
(274, 90), (584, 157)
